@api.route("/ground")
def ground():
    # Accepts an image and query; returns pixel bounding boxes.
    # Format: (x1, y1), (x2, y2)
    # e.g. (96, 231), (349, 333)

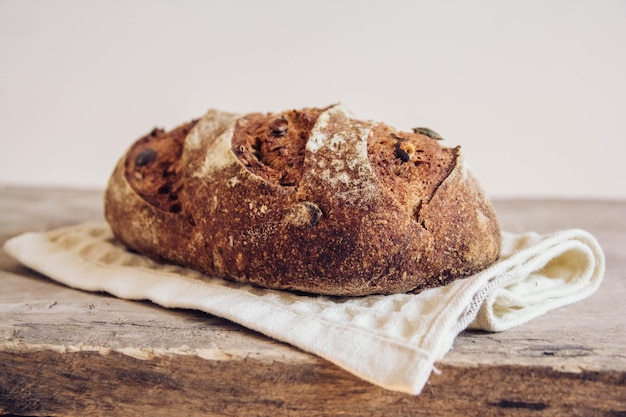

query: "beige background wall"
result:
(1, 0), (625, 198)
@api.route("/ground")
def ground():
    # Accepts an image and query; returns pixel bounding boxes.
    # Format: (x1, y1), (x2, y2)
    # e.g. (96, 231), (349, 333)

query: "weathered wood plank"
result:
(1, 187), (625, 416)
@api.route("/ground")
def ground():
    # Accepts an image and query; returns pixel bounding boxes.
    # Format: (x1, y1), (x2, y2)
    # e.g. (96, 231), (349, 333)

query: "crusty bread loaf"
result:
(104, 104), (501, 296)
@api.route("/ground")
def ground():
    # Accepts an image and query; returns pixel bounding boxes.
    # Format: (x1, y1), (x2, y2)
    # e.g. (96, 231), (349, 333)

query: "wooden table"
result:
(1, 187), (624, 416)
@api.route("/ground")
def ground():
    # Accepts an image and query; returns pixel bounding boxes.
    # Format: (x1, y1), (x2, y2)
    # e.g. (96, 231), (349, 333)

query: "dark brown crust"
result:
(367, 123), (457, 221)
(124, 120), (198, 215)
(231, 108), (323, 186)
(105, 105), (501, 296)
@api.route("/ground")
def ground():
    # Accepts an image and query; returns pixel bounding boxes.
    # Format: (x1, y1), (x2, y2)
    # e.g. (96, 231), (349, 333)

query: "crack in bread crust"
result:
(367, 123), (458, 223)
(231, 108), (324, 187)
(124, 120), (198, 214)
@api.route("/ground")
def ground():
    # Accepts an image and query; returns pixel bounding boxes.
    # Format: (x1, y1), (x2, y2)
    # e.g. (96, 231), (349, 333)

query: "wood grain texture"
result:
(1, 187), (625, 416)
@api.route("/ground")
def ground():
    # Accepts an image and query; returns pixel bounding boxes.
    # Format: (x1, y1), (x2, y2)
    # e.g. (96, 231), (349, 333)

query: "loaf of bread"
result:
(104, 104), (501, 296)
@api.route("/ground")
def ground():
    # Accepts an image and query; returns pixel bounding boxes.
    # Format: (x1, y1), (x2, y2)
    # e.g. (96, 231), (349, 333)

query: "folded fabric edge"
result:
(428, 228), (605, 358)
(470, 229), (605, 332)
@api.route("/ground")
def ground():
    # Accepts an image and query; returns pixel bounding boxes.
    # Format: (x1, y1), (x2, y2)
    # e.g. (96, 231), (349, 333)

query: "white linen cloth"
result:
(3, 222), (605, 395)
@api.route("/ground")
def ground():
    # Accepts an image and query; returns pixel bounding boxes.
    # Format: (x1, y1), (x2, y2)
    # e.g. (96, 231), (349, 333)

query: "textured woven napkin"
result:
(3, 222), (605, 394)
